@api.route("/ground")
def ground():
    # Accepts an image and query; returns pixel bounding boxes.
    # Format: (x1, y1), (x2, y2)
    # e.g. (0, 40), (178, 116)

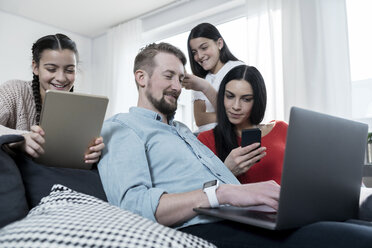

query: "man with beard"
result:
(98, 43), (372, 248)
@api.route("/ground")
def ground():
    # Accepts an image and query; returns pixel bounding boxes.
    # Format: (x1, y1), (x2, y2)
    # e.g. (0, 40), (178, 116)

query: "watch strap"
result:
(203, 181), (219, 208)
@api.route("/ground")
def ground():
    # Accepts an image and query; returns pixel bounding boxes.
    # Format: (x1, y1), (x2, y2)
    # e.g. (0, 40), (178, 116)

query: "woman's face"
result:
(189, 37), (224, 74)
(32, 49), (77, 101)
(224, 79), (254, 128)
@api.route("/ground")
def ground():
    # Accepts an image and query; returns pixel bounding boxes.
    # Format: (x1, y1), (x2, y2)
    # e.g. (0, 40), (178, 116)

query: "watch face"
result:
(203, 180), (217, 188)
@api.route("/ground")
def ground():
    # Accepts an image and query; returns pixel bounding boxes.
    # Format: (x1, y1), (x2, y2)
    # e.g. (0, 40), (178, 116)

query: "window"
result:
(346, 0), (372, 120)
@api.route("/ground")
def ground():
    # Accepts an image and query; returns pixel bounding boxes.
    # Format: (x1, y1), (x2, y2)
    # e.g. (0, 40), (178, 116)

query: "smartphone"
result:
(241, 128), (261, 147)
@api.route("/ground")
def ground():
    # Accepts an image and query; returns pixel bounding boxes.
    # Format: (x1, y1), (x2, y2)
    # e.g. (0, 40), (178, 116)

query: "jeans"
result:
(180, 220), (372, 248)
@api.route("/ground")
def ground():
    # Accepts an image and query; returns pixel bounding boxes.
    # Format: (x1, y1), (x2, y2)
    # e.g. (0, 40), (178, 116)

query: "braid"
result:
(32, 74), (42, 125)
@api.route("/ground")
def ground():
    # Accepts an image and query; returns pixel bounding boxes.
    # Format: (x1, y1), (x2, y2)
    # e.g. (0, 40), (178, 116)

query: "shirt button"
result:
(216, 173), (221, 177)
(198, 155), (202, 159)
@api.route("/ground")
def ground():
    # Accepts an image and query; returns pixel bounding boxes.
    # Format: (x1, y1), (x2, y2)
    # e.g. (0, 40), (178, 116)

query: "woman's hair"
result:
(187, 23), (239, 78)
(31, 34), (78, 124)
(214, 65), (267, 162)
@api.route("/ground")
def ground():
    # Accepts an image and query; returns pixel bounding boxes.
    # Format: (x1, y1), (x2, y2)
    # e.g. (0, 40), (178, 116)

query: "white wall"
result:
(0, 10), (92, 93)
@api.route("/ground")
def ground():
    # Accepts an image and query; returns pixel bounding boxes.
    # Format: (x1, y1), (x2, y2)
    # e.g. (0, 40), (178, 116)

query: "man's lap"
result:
(180, 220), (372, 248)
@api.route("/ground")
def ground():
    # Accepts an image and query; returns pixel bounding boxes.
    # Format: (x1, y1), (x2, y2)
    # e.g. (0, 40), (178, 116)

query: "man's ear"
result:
(32, 60), (39, 76)
(135, 69), (147, 88)
(217, 38), (224, 50)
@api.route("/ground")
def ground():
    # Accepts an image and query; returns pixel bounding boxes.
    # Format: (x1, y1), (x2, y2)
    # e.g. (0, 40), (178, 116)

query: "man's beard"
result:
(146, 88), (178, 118)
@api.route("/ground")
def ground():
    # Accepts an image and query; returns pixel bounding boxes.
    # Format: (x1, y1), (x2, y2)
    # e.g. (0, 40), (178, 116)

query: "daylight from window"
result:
(347, 0), (372, 119)
(346, 0), (372, 82)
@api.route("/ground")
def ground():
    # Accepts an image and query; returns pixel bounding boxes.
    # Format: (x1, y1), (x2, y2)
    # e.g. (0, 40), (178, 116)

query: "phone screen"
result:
(241, 128), (261, 147)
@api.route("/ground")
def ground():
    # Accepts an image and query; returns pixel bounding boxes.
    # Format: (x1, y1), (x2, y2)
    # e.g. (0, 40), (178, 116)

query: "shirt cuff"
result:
(142, 187), (167, 222)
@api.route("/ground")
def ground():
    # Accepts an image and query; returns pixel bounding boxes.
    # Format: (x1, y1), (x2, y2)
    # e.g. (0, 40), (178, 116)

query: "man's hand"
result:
(217, 180), (280, 210)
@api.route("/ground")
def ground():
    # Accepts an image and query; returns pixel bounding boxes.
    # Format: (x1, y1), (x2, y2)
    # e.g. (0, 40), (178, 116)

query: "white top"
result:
(192, 60), (245, 132)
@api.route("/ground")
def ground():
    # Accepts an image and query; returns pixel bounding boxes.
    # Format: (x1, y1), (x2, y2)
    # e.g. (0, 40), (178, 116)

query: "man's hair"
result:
(133, 42), (187, 82)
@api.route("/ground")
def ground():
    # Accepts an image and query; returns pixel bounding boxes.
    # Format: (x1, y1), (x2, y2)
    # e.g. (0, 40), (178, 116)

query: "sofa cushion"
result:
(0, 185), (215, 248)
(14, 152), (107, 208)
(0, 135), (29, 228)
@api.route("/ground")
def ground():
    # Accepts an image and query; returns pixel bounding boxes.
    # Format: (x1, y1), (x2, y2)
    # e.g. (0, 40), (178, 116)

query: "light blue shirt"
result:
(98, 107), (240, 228)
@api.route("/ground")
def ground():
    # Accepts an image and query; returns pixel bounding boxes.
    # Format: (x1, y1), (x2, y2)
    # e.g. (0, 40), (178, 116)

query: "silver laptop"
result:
(194, 107), (368, 230)
(35, 90), (108, 169)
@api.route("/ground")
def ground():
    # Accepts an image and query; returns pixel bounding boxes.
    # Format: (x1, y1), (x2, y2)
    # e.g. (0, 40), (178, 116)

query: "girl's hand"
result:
(20, 125), (45, 158)
(84, 137), (105, 164)
(224, 143), (266, 176)
(182, 73), (209, 92)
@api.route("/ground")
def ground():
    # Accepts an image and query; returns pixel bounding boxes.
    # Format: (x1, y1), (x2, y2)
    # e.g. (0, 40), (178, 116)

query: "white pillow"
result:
(0, 184), (215, 248)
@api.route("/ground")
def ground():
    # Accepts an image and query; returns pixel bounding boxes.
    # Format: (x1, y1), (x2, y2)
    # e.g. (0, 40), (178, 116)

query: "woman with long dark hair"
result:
(198, 65), (287, 184)
(0, 34), (104, 164)
(183, 23), (244, 133)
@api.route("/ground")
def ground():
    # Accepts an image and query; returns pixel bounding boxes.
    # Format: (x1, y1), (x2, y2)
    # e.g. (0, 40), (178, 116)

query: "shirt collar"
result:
(129, 107), (175, 125)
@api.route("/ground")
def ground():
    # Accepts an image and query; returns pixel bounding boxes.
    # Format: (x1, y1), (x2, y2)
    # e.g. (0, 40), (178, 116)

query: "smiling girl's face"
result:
(189, 37), (224, 74)
(32, 49), (77, 102)
(224, 79), (255, 131)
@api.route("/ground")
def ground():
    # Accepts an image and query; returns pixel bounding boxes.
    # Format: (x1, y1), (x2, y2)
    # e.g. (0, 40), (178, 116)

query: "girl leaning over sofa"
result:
(0, 33), (104, 164)
(182, 23), (244, 133)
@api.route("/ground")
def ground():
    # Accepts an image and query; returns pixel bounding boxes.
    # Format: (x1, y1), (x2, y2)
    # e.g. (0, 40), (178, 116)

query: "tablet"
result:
(35, 90), (109, 169)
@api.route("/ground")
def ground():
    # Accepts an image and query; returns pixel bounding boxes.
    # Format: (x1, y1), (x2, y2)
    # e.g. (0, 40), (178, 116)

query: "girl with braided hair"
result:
(0, 34), (104, 164)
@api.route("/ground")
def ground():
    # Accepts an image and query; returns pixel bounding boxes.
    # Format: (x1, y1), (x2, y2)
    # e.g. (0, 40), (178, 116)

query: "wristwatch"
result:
(203, 180), (220, 208)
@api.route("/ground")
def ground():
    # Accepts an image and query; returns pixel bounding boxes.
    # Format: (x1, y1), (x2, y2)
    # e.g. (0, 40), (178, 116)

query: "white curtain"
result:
(104, 19), (142, 118)
(245, 0), (284, 122)
(282, 0), (351, 120)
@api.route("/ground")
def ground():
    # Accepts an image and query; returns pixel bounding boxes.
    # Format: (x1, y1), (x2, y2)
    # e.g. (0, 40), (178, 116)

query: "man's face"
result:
(145, 53), (185, 116)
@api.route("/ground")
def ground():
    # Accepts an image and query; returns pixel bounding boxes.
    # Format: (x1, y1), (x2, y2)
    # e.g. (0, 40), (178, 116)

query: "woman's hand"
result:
(182, 73), (210, 92)
(224, 143), (266, 176)
(84, 137), (105, 164)
(19, 125), (45, 158)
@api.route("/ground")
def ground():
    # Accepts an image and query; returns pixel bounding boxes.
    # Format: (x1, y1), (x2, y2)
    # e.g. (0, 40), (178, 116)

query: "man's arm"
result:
(98, 120), (165, 222)
(155, 181), (280, 226)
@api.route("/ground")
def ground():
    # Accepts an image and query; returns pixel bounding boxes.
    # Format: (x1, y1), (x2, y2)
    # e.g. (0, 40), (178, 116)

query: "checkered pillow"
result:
(0, 185), (215, 248)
